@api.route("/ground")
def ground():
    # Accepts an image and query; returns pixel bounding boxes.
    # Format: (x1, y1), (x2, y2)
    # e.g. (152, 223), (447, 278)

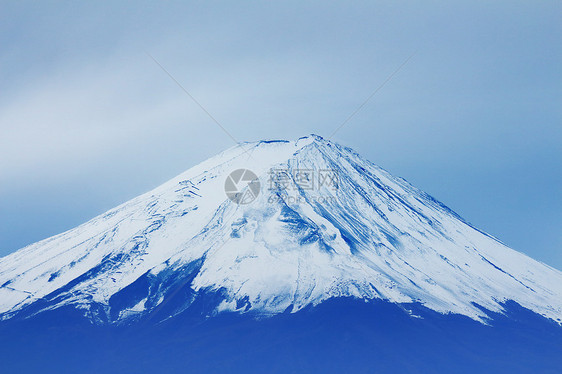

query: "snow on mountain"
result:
(1, 134), (561, 324)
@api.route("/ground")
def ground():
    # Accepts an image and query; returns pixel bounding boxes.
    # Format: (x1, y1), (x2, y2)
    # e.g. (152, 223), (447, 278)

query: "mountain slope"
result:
(3, 298), (562, 374)
(1, 135), (561, 325)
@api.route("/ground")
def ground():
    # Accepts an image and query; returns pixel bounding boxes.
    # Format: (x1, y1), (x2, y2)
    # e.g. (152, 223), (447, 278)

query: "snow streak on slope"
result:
(1, 135), (561, 324)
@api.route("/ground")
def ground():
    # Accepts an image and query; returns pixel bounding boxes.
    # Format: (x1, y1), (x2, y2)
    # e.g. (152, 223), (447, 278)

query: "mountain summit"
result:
(1, 135), (561, 325)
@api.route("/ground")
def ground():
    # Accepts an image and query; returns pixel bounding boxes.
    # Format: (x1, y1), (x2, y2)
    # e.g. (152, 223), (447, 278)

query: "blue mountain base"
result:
(1, 297), (561, 374)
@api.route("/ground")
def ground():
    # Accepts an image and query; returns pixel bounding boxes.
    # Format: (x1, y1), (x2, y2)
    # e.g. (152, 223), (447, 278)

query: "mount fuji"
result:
(1, 135), (561, 373)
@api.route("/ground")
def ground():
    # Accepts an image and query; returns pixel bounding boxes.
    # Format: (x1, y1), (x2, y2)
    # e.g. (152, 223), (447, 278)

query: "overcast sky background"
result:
(1, 1), (561, 269)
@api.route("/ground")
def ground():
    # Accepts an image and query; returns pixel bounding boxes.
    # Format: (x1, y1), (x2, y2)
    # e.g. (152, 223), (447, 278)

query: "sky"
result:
(0, 1), (560, 269)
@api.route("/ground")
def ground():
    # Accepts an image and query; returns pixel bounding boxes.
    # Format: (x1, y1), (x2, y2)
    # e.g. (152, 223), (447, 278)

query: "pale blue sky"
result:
(1, 1), (561, 269)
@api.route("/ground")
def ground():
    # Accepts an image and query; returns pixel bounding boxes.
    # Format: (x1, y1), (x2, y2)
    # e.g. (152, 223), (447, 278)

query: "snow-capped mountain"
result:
(1, 134), (562, 325)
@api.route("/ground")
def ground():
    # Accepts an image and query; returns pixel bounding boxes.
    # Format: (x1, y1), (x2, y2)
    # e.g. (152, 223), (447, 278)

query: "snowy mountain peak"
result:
(295, 133), (326, 145)
(1, 136), (562, 325)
